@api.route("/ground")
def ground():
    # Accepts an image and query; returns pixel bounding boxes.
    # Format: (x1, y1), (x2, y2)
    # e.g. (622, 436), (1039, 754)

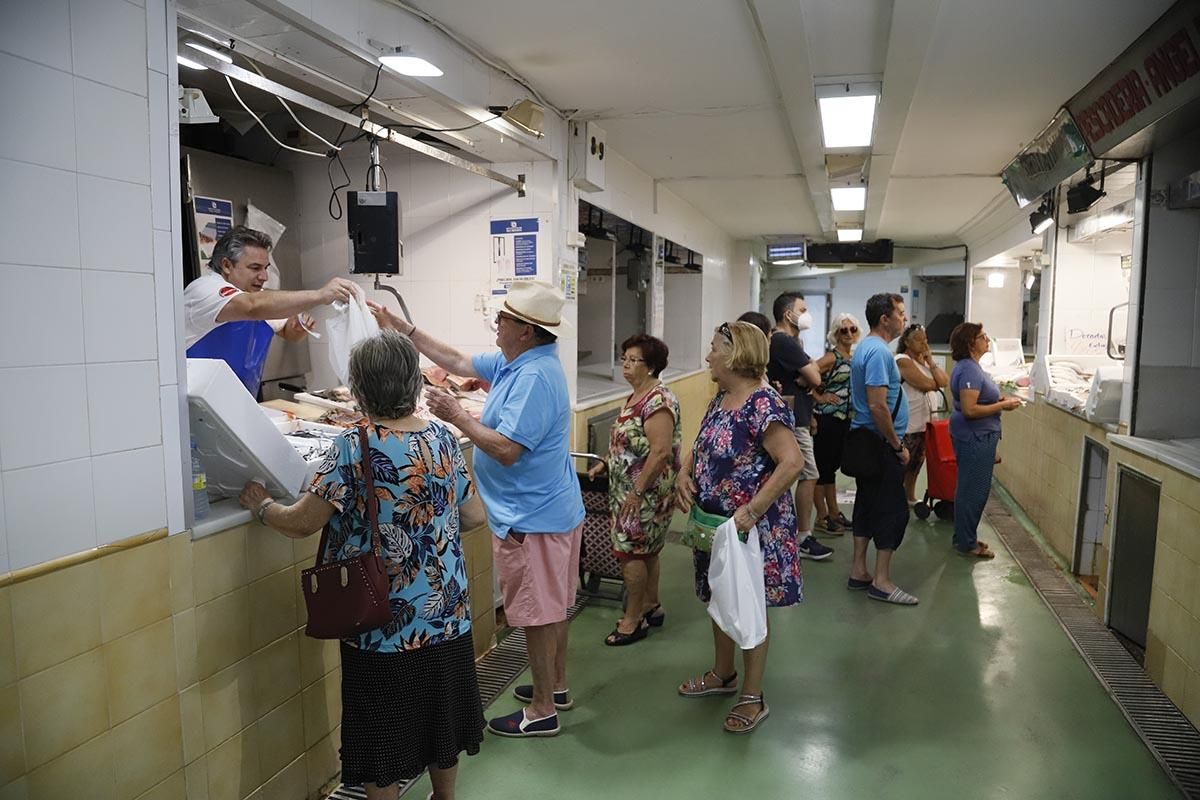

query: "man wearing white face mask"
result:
(767, 292), (834, 561)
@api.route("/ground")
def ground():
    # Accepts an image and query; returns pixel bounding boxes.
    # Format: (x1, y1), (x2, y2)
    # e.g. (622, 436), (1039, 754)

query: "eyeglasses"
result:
(838, 326), (859, 335)
(494, 311), (528, 327)
(621, 356), (645, 365)
(717, 322), (733, 342)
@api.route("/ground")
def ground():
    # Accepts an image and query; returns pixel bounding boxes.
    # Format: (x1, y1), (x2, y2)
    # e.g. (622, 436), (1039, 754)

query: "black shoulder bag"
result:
(840, 389), (904, 479)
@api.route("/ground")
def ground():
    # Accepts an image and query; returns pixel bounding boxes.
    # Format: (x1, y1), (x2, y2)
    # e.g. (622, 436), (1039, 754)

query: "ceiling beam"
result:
(741, 0), (826, 234)
(863, 0), (945, 240)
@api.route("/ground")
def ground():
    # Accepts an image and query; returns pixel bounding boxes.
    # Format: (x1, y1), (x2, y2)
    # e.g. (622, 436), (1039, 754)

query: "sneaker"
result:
(797, 535), (834, 561)
(487, 707), (560, 738)
(512, 684), (573, 710)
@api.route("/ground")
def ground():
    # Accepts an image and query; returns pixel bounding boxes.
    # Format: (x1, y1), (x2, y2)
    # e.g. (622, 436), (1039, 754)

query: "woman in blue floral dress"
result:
(241, 330), (486, 800)
(674, 321), (805, 735)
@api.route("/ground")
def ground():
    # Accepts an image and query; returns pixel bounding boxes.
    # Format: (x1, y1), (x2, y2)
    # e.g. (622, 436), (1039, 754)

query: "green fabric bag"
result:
(682, 506), (729, 552)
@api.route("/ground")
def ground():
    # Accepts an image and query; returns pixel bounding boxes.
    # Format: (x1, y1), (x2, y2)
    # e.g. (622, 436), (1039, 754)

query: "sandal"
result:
(679, 669), (738, 697)
(642, 604), (666, 627)
(835, 512), (852, 528)
(724, 693), (770, 734)
(957, 542), (995, 559)
(605, 621), (649, 646)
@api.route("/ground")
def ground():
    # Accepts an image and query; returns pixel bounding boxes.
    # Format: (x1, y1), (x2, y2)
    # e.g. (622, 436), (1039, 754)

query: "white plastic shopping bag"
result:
(706, 518), (768, 649)
(246, 203), (286, 291)
(326, 285), (379, 385)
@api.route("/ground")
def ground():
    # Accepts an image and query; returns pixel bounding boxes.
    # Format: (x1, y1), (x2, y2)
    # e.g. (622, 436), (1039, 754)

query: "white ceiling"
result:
(407, 0), (1176, 244)
(181, 0), (1177, 247)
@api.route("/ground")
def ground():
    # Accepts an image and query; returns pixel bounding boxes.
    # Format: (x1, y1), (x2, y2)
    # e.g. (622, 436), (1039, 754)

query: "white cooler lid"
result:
(186, 358), (309, 502)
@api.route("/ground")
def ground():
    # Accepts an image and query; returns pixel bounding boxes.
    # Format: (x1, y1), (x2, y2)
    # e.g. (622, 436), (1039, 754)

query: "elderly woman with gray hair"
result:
(240, 330), (486, 800)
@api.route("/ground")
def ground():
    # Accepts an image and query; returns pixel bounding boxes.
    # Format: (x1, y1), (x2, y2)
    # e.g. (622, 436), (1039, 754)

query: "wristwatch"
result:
(255, 498), (275, 524)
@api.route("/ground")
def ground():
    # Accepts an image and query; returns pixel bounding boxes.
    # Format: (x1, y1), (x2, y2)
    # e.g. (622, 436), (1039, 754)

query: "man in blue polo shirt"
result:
(371, 281), (585, 739)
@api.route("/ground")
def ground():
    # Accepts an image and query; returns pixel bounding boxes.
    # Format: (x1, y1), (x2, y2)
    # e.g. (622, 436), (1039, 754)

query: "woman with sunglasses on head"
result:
(811, 313), (860, 532)
(895, 323), (948, 506)
(587, 333), (681, 646)
(948, 322), (1022, 559)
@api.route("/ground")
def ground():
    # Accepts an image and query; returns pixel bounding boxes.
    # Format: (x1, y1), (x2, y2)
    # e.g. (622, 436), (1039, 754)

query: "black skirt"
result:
(339, 634), (485, 786)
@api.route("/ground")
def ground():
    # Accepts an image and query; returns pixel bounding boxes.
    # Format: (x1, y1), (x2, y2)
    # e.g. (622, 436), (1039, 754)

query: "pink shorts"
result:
(493, 524), (583, 627)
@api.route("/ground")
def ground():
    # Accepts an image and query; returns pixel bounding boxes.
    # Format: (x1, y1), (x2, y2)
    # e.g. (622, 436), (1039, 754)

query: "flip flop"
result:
(867, 585), (920, 605)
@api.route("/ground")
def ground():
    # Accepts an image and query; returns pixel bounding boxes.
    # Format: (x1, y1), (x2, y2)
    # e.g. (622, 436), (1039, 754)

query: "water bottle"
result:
(191, 437), (210, 520)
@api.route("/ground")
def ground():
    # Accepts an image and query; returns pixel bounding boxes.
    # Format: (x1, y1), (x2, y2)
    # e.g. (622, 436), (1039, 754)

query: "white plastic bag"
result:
(326, 286), (379, 385)
(706, 518), (768, 649)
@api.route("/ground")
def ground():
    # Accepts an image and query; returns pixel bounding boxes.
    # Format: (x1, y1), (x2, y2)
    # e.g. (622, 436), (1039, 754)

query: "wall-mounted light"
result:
(369, 39), (443, 77)
(837, 228), (863, 242)
(499, 99), (545, 138)
(176, 55), (206, 71)
(815, 81), (881, 148)
(1029, 196), (1054, 235)
(831, 186), (866, 211)
(185, 41), (232, 64)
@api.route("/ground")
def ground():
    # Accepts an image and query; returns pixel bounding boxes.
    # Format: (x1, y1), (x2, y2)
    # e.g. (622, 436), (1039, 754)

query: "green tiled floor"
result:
(410, 508), (1181, 799)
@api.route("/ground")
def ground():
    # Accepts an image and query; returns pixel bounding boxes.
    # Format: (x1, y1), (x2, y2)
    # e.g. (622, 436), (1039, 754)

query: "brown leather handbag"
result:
(301, 425), (392, 640)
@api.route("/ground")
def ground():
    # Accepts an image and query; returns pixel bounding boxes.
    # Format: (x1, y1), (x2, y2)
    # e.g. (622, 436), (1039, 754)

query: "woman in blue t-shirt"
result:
(948, 323), (1023, 558)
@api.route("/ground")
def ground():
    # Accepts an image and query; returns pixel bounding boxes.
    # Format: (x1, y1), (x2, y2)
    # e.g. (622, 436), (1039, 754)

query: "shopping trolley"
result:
(914, 389), (956, 521)
(572, 452), (624, 600)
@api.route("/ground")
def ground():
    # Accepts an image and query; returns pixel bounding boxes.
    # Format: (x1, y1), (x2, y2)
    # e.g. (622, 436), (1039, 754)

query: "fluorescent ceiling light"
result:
(1025, 272), (1037, 290)
(185, 42), (232, 64)
(988, 272), (1006, 288)
(176, 55), (207, 71)
(837, 229), (863, 242)
(772, 259), (806, 266)
(831, 187), (866, 211)
(379, 53), (443, 77)
(818, 94), (878, 148)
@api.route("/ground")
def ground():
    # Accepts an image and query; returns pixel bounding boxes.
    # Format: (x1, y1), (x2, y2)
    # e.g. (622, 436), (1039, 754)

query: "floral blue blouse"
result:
(692, 388), (804, 607)
(308, 422), (475, 652)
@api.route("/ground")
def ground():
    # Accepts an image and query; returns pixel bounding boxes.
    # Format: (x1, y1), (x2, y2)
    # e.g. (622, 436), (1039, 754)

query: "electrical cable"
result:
(243, 59), (341, 152)
(224, 75), (326, 158)
(327, 64), (385, 220)
(398, 113), (502, 134)
(379, 0), (563, 117)
(366, 160), (389, 192)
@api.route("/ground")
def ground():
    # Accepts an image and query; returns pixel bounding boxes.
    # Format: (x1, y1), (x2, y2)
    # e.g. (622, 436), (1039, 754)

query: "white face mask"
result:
(793, 311), (813, 332)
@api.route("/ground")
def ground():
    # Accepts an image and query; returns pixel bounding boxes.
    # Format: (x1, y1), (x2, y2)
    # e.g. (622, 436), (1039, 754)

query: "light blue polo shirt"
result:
(850, 335), (909, 436)
(471, 344), (585, 538)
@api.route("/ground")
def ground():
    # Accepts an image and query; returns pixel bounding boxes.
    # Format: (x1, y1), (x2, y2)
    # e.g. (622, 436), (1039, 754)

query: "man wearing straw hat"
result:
(371, 281), (585, 738)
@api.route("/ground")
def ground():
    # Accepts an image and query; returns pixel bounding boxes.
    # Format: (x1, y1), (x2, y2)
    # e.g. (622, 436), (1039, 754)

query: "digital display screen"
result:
(766, 242), (805, 261)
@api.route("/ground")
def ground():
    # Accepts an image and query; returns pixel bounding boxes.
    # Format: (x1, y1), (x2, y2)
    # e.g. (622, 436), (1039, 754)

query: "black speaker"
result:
(806, 239), (894, 265)
(347, 191), (401, 274)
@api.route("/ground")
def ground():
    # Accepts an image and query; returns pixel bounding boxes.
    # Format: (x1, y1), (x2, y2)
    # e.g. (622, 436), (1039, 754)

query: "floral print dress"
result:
(606, 384), (682, 557)
(309, 422), (475, 652)
(691, 388), (803, 607)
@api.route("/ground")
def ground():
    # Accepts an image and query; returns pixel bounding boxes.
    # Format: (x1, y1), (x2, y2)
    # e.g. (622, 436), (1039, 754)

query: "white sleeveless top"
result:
(895, 353), (934, 434)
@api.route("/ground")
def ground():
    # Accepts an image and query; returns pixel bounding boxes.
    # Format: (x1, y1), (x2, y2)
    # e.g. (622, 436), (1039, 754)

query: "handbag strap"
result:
(358, 425), (383, 557)
(310, 425), (382, 570)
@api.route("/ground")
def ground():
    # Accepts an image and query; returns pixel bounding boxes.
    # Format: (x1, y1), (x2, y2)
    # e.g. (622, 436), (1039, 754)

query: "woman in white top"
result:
(895, 324), (949, 505)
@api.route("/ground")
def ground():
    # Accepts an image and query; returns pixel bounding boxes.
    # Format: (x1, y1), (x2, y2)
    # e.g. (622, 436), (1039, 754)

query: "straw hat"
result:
(502, 281), (568, 333)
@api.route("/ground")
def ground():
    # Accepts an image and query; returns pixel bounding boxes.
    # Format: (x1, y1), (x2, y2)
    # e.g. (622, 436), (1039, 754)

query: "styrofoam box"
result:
(187, 358), (309, 501)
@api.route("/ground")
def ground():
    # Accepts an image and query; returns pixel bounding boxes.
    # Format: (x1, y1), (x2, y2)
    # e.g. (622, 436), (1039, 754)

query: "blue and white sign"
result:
(194, 196), (233, 264)
(490, 215), (549, 284)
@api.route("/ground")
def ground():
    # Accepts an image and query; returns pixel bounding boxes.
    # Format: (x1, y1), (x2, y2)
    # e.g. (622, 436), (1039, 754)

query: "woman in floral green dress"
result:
(588, 334), (681, 646)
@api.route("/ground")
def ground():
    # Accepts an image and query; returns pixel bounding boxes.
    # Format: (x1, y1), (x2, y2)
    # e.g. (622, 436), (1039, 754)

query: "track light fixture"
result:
(1029, 196), (1054, 235)
(1067, 164), (1107, 214)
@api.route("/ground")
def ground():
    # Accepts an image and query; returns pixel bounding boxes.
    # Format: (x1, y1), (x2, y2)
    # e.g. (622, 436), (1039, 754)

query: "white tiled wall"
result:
(0, 0), (185, 572)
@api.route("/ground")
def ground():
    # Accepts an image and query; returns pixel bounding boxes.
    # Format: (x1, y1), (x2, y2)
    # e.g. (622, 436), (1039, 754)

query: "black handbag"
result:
(840, 389), (904, 479)
(301, 425), (392, 640)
